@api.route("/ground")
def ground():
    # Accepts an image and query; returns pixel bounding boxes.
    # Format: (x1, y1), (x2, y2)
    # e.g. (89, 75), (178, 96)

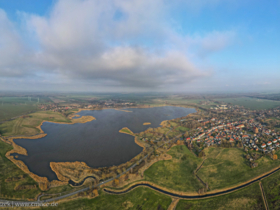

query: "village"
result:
(184, 114), (280, 168)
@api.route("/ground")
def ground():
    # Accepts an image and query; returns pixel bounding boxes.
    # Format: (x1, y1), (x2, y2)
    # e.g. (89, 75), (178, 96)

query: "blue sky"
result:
(0, 0), (279, 92)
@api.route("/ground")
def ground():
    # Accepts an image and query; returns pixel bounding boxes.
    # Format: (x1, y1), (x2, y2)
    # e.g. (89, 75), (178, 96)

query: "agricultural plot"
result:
(0, 105), (38, 122)
(0, 97), (52, 122)
(215, 97), (280, 110)
(0, 111), (71, 136)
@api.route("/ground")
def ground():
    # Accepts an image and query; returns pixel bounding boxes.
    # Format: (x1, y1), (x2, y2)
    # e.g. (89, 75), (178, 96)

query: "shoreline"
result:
(4, 113), (96, 191)
(2, 105), (195, 190)
(104, 164), (280, 200)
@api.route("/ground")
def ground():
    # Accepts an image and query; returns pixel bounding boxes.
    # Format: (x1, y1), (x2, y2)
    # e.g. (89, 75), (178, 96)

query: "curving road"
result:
(1, 129), (278, 205)
(104, 166), (280, 199)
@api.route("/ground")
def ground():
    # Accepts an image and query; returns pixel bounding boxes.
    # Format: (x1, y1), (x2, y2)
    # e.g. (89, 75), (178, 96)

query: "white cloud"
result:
(0, 0), (235, 91)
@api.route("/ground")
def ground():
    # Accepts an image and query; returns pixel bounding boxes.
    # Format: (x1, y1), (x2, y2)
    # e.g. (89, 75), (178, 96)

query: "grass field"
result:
(176, 182), (264, 210)
(0, 105), (38, 122)
(262, 170), (280, 209)
(197, 147), (280, 191)
(144, 145), (204, 192)
(33, 187), (172, 210)
(0, 111), (71, 136)
(0, 97), (53, 122)
(175, 126), (190, 132)
(215, 97), (280, 110)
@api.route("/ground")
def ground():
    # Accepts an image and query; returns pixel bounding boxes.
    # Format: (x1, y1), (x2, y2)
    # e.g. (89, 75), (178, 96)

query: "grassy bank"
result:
(144, 145), (204, 192)
(176, 182), (264, 210)
(32, 187), (172, 210)
(262, 170), (280, 209)
(197, 147), (280, 191)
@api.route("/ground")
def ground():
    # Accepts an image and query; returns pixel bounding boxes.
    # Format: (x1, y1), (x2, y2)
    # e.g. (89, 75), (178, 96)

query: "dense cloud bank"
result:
(0, 0), (236, 91)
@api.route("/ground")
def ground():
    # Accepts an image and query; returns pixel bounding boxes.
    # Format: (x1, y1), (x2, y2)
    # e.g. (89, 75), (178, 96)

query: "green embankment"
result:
(262, 170), (280, 209)
(197, 147), (280, 191)
(35, 187), (172, 210)
(176, 182), (264, 210)
(144, 145), (204, 192)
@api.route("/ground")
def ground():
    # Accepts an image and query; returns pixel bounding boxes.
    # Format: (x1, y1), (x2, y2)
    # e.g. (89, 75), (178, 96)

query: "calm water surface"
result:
(13, 106), (195, 181)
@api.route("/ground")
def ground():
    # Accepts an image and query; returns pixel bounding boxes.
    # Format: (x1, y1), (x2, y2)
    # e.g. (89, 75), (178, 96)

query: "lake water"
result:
(13, 106), (195, 181)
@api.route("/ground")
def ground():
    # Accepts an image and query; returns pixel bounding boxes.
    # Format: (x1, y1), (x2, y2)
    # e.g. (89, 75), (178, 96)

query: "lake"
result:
(13, 106), (195, 181)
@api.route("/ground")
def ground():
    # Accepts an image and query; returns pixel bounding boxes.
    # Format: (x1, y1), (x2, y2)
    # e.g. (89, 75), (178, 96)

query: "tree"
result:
(198, 151), (205, 158)
(113, 179), (119, 186)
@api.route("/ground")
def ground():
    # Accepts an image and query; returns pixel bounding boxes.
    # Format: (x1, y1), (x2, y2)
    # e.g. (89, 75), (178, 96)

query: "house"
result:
(267, 141), (272, 146)
(242, 135), (249, 139)
(236, 124), (245, 129)
(273, 139), (277, 144)
(229, 138), (234, 143)
(261, 144), (266, 148)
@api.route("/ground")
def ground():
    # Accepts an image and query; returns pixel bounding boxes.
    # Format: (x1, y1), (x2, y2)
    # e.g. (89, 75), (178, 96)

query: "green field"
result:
(176, 182), (264, 210)
(197, 147), (280, 191)
(144, 145), (204, 192)
(215, 97), (280, 110)
(262, 170), (280, 209)
(0, 105), (38, 122)
(0, 97), (53, 122)
(0, 111), (71, 136)
(175, 126), (190, 132)
(34, 187), (172, 210)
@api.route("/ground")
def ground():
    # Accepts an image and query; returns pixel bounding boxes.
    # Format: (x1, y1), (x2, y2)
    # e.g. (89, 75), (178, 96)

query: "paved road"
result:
(0, 132), (181, 204)
(38, 133), (182, 202)
(104, 166), (280, 200)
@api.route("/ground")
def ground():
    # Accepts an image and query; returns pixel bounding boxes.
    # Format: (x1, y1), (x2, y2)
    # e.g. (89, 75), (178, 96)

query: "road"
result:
(259, 182), (269, 210)
(37, 132), (182, 202)
(0, 131), (279, 205)
(104, 166), (280, 200)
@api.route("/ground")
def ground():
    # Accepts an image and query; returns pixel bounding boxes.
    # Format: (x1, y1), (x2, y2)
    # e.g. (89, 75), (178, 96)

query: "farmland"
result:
(0, 111), (71, 136)
(215, 97), (280, 110)
(0, 97), (52, 122)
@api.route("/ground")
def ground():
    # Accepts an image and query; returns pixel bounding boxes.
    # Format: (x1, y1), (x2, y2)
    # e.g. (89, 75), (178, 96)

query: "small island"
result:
(119, 127), (135, 136)
(143, 122), (151, 125)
